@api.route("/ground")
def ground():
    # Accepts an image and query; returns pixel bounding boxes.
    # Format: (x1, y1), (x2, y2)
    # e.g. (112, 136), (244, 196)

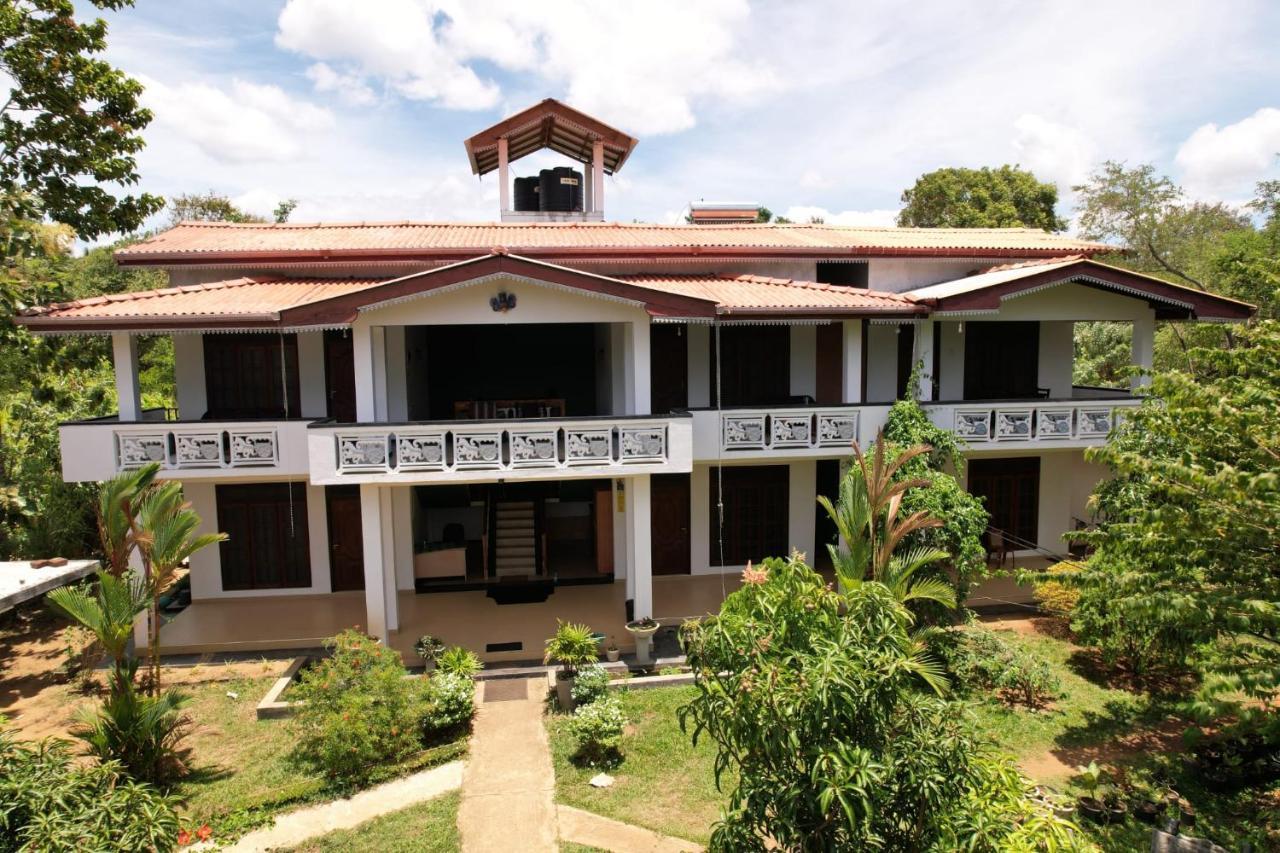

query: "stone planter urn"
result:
(625, 618), (660, 665)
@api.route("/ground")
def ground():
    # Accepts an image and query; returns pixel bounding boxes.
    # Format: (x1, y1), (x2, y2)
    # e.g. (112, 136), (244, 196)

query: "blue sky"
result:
(93, 0), (1280, 229)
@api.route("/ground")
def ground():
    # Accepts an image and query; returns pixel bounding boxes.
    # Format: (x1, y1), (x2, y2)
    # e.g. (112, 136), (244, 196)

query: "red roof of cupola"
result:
(463, 98), (639, 176)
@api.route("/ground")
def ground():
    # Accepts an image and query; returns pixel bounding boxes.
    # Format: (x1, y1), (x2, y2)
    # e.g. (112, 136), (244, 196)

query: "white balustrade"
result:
(115, 425), (281, 471)
(720, 408), (861, 453)
(330, 419), (672, 476)
(949, 400), (1138, 443)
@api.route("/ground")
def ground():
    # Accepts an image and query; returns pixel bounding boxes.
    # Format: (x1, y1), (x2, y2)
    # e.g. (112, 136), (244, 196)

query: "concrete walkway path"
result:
(457, 677), (558, 852)
(214, 759), (465, 852)
(557, 805), (703, 853)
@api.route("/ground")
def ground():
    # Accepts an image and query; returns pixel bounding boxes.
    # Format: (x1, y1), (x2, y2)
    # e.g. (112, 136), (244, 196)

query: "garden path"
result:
(457, 677), (558, 852)
(207, 759), (465, 851)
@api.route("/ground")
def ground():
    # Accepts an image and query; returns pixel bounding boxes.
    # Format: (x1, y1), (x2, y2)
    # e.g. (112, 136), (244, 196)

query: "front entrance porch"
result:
(155, 575), (744, 664)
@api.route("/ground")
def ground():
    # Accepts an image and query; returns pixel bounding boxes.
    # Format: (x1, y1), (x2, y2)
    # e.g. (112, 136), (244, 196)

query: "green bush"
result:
(414, 635), (445, 665)
(544, 620), (599, 676)
(436, 646), (483, 677)
(937, 627), (1060, 707)
(569, 664), (611, 706)
(1033, 561), (1080, 617)
(0, 724), (181, 852)
(421, 672), (475, 738)
(290, 630), (426, 784)
(74, 676), (193, 786)
(567, 696), (625, 767)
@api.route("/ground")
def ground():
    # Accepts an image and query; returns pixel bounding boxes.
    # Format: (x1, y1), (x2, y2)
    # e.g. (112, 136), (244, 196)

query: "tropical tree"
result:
(817, 433), (956, 614)
(47, 568), (148, 689)
(129, 480), (225, 691)
(96, 463), (158, 576)
(897, 165), (1067, 231)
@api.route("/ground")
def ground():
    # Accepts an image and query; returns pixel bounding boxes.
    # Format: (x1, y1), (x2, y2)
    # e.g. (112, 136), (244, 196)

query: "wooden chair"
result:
(987, 529), (1014, 570)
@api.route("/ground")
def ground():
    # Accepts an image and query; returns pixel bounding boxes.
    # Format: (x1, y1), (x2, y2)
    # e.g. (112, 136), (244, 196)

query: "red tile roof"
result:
(19, 264), (920, 331)
(114, 221), (1111, 265)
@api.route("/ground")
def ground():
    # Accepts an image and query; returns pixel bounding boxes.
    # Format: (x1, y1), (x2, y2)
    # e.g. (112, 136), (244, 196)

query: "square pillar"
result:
(841, 320), (863, 404)
(1131, 311), (1155, 392)
(789, 325), (817, 400)
(592, 140), (605, 214)
(297, 332), (328, 418)
(497, 137), (510, 213)
(938, 321), (965, 401)
(626, 320), (651, 415)
(913, 320), (937, 401)
(626, 475), (653, 620)
(173, 333), (207, 420)
(353, 323), (376, 422)
(360, 484), (398, 642)
(689, 465), (710, 572)
(788, 461), (817, 563)
(687, 324), (711, 408)
(111, 332), (141, 421)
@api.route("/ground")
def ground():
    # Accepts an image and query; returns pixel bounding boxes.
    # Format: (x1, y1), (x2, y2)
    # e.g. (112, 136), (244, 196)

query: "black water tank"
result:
(539, 167), (583, 212)
(513, 176), (539, 212)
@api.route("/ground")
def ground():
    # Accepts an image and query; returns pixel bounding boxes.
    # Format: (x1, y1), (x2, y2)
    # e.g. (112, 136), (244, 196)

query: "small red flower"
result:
(177, 829), (191, 846)
(197, 825), (212, 841)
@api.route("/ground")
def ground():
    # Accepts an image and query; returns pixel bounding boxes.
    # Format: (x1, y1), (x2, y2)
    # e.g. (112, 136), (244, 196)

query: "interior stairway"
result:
(493, 500), (538, 578)
(487, 500), (554, 605)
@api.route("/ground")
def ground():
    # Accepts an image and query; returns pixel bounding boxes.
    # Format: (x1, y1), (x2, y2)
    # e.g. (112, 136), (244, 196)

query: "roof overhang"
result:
(463, 98), (638, 176)
(910, 259), (1255, 321)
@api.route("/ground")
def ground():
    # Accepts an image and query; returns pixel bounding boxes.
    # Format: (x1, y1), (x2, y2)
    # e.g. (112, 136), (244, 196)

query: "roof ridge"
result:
(162, 219), (1070, 235)
(979, 254), (1085, 274)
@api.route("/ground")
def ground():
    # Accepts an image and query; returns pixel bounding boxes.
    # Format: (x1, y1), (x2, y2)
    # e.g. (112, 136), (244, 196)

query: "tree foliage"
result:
(1069, 321), (1280, 715)
(0, 0), (162, 240)
(678, 556), (1087, 851)
(897, 165), (1067, 231)
(166, 191), (265, 226)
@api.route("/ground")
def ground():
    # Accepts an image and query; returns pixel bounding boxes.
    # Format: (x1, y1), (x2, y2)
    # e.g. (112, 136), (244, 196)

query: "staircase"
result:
(492, 500), (538, 578)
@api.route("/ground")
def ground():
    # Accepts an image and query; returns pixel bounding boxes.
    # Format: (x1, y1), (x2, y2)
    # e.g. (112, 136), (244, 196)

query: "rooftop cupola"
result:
(464, 98), (638, 223)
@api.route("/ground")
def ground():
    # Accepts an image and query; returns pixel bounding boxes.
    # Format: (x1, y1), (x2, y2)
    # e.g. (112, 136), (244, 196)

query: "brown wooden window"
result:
(967, 457), (1040, 549)
(708, 465), (789, 566)
(203, 333), (301, 419)
(216, 483), (311, 590)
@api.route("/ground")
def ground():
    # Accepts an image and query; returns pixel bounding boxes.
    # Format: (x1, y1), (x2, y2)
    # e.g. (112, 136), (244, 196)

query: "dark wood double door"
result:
(651, 474), (691, 575)
(325, 485), (365, 591)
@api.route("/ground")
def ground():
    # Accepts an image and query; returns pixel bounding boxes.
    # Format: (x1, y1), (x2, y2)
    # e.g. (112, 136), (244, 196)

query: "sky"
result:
(91, 0), (1280, 231)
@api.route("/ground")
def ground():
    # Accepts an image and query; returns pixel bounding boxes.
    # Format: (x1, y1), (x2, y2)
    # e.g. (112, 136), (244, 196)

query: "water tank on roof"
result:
(513, 176), (540, 212)
(539, 167), (583, 212)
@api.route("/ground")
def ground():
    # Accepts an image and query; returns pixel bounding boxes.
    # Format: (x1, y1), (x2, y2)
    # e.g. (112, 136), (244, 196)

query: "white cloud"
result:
(138, 75), (333, 163)
(274, 0), (777, 133)
(1175, 107), (1280, 199)
(781, 206), (899, 226)
(305, 62), (377, 107)
(1012, 114), (1096, 197)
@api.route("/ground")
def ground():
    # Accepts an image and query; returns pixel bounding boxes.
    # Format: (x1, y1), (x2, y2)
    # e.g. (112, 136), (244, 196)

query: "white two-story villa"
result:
(19, 100), (1252, 663)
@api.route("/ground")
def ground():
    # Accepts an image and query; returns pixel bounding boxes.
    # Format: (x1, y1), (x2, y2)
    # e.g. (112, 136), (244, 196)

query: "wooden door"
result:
(709, 465), (789, 566)
(964, 322), (1040, 400)
(326, 485), (365, 591)
(712, 325), (790, 406)
(324, 330), (357, 422)
(968, 457), (1041, 549)
(651, 474), (691, 574)
(650, 324), (689, 414)
(815, 323), (844, 405)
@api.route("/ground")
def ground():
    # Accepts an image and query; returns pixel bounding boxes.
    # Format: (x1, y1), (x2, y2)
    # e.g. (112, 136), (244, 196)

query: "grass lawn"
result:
(176, 676), (468, 841)
(279, 792), (460, 853)
(546, 685), (727, 845)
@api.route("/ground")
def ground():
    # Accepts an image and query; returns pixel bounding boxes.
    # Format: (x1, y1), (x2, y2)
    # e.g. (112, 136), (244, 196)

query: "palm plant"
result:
(817, 433), (957, 614)
(47, 570), (150, 692)
(96, 464), (159, 576)
(129, 481), (226, 692)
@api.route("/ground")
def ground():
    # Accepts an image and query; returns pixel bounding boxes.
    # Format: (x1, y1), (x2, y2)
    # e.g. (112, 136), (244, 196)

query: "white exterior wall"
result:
(865, 324), (900, 403)
(938, 321), (965, 400)
(1038, 321), (1075, 398)
(687, 324), (711, 408)
(297, 332), (328, 418)
(173, 334), (207, 419)
(789, 325), (817, 399)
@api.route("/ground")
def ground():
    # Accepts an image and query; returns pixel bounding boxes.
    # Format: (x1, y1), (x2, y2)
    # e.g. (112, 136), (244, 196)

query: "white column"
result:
(913, 320), (936, 401)
(297, 332), (327, 418)
(379, 486), (398, 632)
(1131, 311), (1155, 393)
(360, 484), (389, 642)
(788, 461), (817, 564)
(612, 478), (628, 584)
(627, 320), (651, 415)
(1037, 321), (1074, 399)
(841, 320), (863, 404)
(353, 323), (376, 422)
(789, 325), (817, 400)
(939, 321), (965, 401)
(384, 327), (407, 421)
(371, 326), (388, 421)
(112, 332), (141, 420)
(689, 465), (710, 572)
(391, 488), (414, 591)
(305, 484), (331, 594)
(627, 475), (653, 620)
(173, 333), (207, 420)
(497, 137), (509, 214)
(592, 141), (605, 214)
(687, 324), (711, 408)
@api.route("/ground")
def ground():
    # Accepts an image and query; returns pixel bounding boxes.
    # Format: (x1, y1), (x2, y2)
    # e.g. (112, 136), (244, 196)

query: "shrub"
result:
(569, 664), (611, 706)
(544, 620), (598, 676)
(436, 646), (483, 677)
(938, 628), (1060, 707)
(73, 661), (193, 786)
(0, 724), (181, 852)
(421, 672), (475, 737)
(1033, 562), (1080, 617)
(290, 630), (425, 784)
(567, 696), (625, 766)
(414, 635), (445, 665)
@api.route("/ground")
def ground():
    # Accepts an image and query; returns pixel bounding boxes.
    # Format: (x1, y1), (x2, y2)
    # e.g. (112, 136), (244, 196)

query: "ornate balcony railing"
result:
(318, 416), (684, 479)
(115, 423), (283, 470)
(943, 398), (1142, 443)
(719, 407), (862, 453)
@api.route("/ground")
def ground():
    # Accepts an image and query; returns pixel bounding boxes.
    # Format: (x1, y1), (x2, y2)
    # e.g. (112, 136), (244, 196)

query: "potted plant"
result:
(605, 637), (621, 663)
(414, 634), (446, 671)
(1075, 761), (1107, 823)
(625, 617), (660, 665)
(544, 621), (599, 711)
